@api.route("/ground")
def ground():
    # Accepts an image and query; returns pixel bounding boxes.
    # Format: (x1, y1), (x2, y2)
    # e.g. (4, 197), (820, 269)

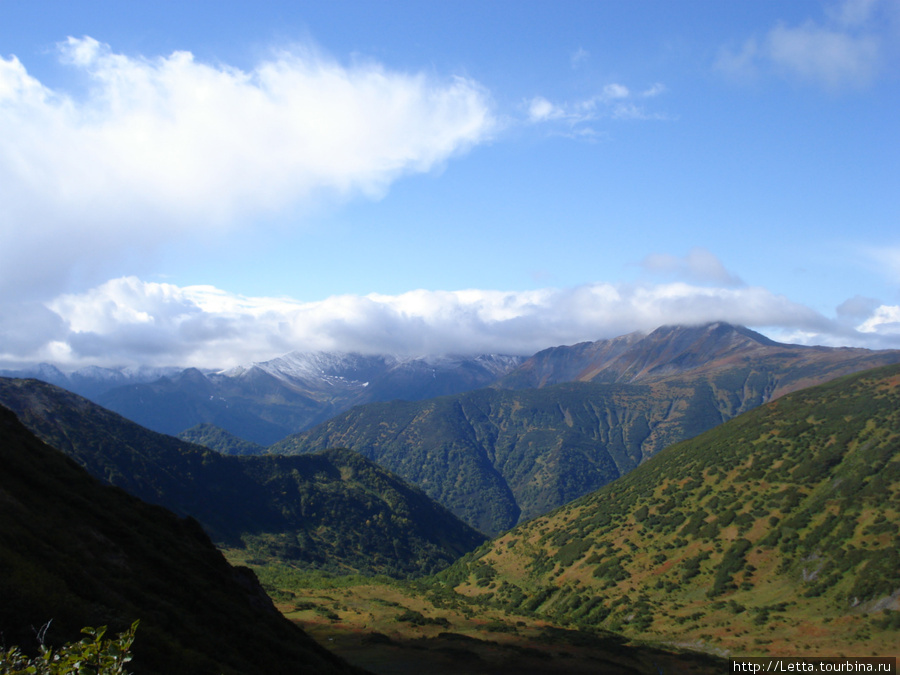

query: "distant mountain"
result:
(434, 363), (900, 657)
(0, 378), (486, 576)
(497, 322), (900, 393)
(178, 422), (267, 455)
(0, 362), (181, 399)
(274, 323), (900, 535)
(101, 365), (327, 446)
(94, 352), (525, 444)
(0, 404), (363, 675)
(231, 351), (524, 402)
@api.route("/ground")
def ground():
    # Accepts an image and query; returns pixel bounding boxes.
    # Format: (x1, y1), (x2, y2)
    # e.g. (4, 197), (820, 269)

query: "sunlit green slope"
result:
(435, 364), (900, 657)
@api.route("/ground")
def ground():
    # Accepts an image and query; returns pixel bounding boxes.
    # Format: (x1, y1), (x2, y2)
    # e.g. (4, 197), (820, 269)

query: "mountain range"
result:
(0, 377), (485, 576)
(5, 323), (899, 538)
(274, 323), (900, 534)
(0, 362), (182, 399)
(0, 352), (524, 445)
(434, 362), (900, 656)
(2, 322), (897, 665)
(7, 323), (897, 453)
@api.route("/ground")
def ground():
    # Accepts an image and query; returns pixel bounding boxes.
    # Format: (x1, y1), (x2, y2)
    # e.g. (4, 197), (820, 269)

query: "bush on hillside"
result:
(0, 622), (138, 675)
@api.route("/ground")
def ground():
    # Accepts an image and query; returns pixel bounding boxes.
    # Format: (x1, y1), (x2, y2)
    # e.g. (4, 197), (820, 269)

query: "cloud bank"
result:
(0, 37), (495, 298)
(2, 275), (897, 371)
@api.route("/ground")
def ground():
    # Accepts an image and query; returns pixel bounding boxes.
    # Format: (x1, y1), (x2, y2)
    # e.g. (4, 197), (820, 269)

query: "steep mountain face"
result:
(0, 378), (486, 576)
(275, 324), (900, 535)
(498, 322), (900, 393)
(94, 352), (525, 444)
(0, 404), (363, 675)
(436, 364), (900, 657)
(274, 381), (723, 535)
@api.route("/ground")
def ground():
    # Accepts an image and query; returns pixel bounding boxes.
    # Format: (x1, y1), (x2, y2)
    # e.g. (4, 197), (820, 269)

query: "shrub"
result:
(708, 538), (752, 598)
(555, 539), (592, 567)
(1, 621), (138, 675)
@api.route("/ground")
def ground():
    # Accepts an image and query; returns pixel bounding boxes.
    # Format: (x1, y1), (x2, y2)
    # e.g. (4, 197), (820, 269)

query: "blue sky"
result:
(1, 0), (898, 369)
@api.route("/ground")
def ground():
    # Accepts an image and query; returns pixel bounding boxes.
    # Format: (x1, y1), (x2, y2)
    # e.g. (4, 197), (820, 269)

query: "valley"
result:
(4, 3), (897, 672)
(1, 323), (898, 672)
(0, 377), (485, 577)
(254, 569), (726, 674)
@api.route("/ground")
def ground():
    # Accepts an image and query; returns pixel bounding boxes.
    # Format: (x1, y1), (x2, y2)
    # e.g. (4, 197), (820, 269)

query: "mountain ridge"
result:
(8, 323), (900, 450)
(0, 377), (486, 575)
(93, 351), (525, 444)
(496, 322), (894, 391)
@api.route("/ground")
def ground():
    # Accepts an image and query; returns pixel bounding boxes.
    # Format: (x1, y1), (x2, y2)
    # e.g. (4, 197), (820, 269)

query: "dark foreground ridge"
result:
(0, 403), (366, 675)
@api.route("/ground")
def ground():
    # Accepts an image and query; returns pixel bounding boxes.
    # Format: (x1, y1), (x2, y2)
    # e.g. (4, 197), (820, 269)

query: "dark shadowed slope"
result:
(0, 404), (365, 675)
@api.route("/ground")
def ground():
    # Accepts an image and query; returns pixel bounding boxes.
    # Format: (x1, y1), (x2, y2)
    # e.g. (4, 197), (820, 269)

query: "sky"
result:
(1, 0), (898, 370)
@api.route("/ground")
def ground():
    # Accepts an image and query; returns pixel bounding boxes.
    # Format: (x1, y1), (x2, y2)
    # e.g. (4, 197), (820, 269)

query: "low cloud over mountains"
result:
(3, 273), (899, 370)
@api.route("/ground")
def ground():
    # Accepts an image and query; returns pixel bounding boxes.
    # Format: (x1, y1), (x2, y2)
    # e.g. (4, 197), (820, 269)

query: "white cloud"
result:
(525, 80), (667, 133)
(829, 0), (881, 27)
(602, 83), (630, 99)
(715, 38), (762, 83)
(527, 96), (566, 122)
(2, 274), (896, 371)
(767, 21), (880, 89)
(639, 248), (745, 287)
(858, 305), (900, 335)
(836, 295), (880, 320)
(0, 37), (495, 298)
(715, 0), (890, 90)
(641, 83), (666, 98)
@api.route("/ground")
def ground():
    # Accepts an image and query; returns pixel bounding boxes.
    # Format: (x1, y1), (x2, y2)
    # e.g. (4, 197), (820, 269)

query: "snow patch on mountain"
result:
(221, 351), (525, 389)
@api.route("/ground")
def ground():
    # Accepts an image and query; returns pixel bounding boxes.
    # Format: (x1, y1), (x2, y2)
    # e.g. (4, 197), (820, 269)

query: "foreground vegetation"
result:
(236, 365), (900, 670)
(1, 623), (138, 675)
